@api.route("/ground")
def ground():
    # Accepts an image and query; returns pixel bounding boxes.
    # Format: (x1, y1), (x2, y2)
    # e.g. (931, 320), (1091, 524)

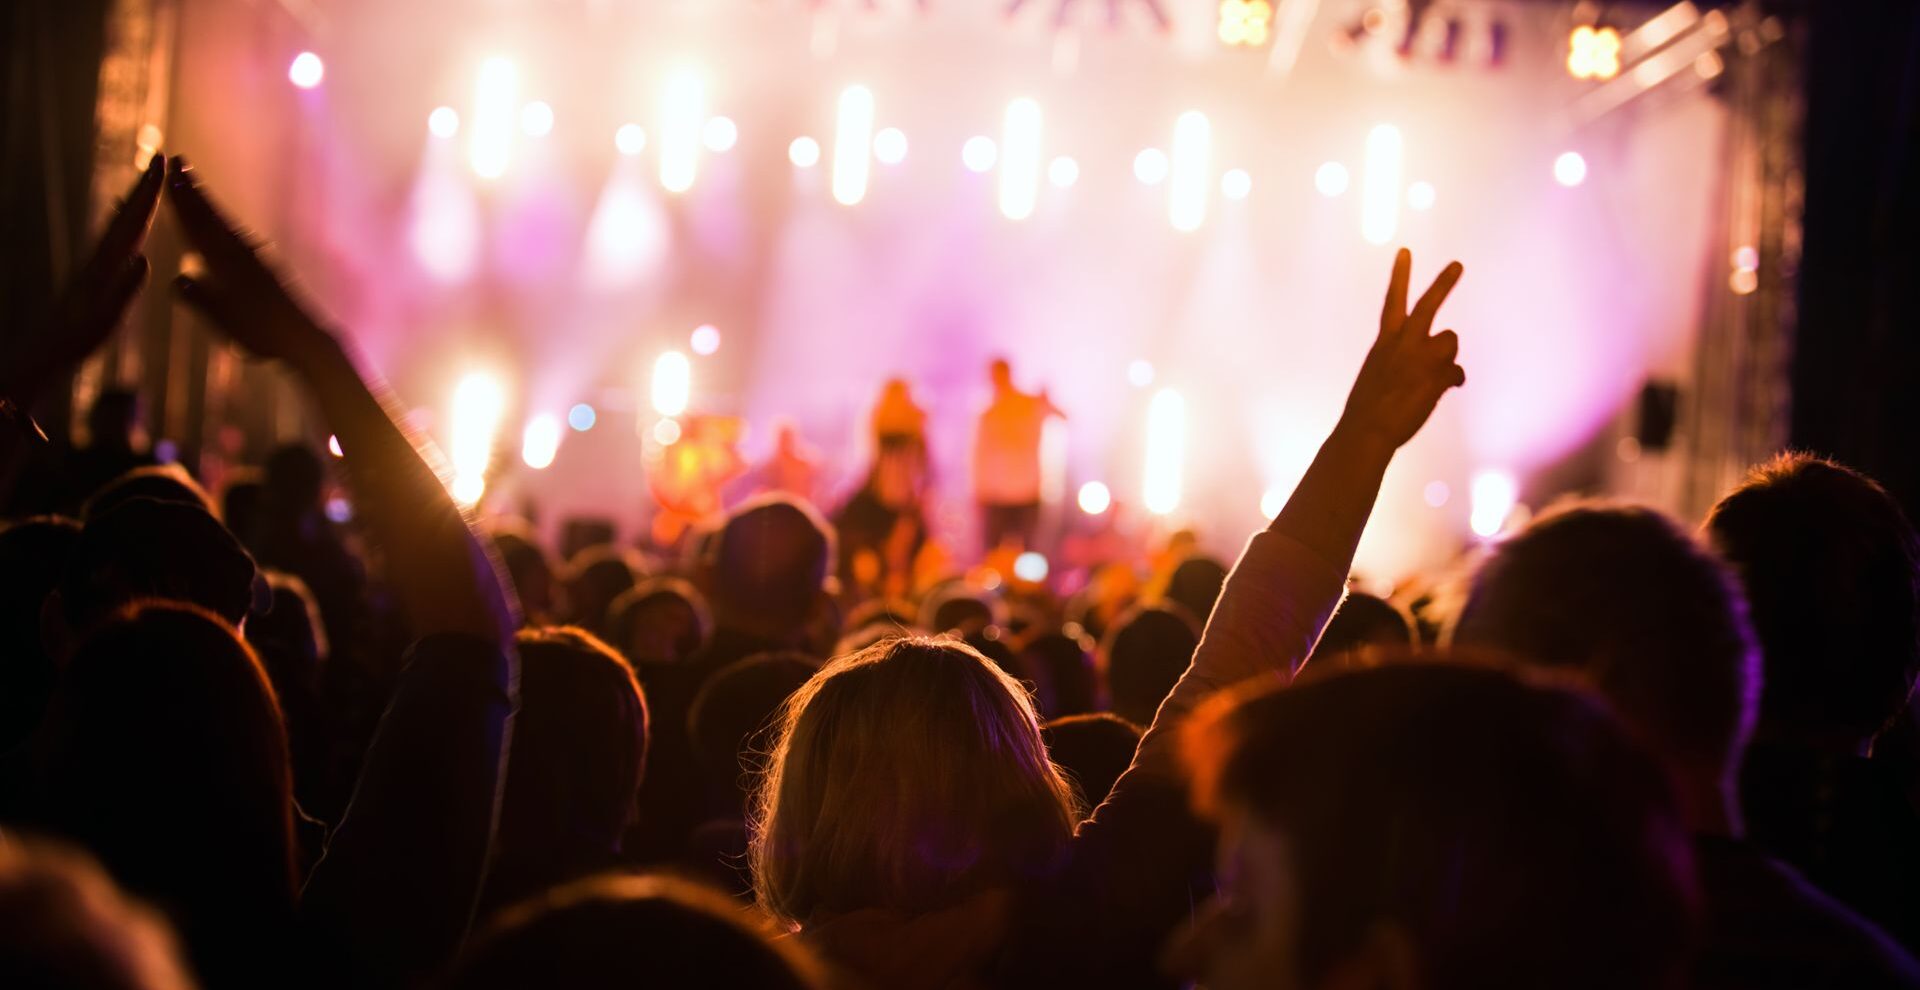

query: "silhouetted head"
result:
(1166, 555), (1229, 624)
(688, 651), (820, 799)
(751, 637), (1076, 925)
(564, 545), (641, 637)
(486, 521), (557, 625)
(0, 517), (80, 751)
(1042, 712), (1141, 810)
(988, 358), (1013, 392)
(1308, 592), (1417, 671)
(1174, 662), (1698, 990)
(0, 838), (195, 990)
(85, 389), (140, 451)
(247, 571), (327, 683)
(605, 577), (712, 667)
(1449, 502), (1759, 826)
(448, 874), (823, 990)
(707, 496), (834, 642)
(51, 498), (258, 650)
(487, 627), (650, 912)
(82, 465), (216, 521)
(220, 471), (265, 552)
(263, 444), (326, 516)
(917, 587), (1001, 638)
(1021, 630), (1099, 718)
(1102, 604), (1202, 727)
(1705, 454), (1920, 751)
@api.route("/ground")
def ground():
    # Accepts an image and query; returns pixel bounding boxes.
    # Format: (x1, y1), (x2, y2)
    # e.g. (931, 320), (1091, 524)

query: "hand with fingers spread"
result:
(1339, 247), (1466, 451)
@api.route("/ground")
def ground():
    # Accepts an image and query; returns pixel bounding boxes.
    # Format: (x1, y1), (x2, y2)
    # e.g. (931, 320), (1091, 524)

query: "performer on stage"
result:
(971, 357), (1063, 554)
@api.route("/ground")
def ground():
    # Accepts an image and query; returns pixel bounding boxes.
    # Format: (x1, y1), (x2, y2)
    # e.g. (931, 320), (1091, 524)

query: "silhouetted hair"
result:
(563, 545), (641, 637)
(1450, 501), (1760, 777)
(0, 517), (80, 750)
(1165, 555), (1228, 624)
(1021, 630), (1099, 718)
(1307, 591), (1417, 671)
(605, 577), (712, 667)
(688, 652), (820, 789)
(751, 637), (1076, 925)
(1186, 662), (1699, 990)
(0, 838), (196, 990)
(1043, 712), (1141, 811)
(487, 628), (650, 912)
(486, 521), (556, 625)
(1102, 604), (1202, 727)
(82, 465), (216, 521)
(709, 497), (834, 634)
(446, 874), (822, 990)
(219, 472), (265, 552)
(918, 587), (1001, 637)
(57, 498), (258, 633)
(1705, 453), (1920, 743)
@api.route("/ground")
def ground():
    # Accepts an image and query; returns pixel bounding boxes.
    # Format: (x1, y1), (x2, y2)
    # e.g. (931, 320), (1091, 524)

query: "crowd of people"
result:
(2, 152), (1918, 990)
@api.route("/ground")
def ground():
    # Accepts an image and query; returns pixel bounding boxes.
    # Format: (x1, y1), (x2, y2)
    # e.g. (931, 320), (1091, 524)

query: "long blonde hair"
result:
(749, 636), (1078, 926)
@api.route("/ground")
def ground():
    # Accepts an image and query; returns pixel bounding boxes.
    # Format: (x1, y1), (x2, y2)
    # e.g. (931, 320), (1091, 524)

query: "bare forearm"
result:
(1269, 417), (1398, 581)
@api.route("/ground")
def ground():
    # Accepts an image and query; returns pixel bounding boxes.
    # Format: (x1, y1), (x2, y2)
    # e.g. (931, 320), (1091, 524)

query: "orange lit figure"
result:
(647, 414), (746, 548)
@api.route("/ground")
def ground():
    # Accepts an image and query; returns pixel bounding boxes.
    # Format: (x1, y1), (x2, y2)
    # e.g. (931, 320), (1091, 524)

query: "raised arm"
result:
(166, 158), (515, 642)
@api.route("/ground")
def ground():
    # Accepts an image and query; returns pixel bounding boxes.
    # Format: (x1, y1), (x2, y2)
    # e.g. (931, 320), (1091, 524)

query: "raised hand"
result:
(1338, 248), (1465, 451)
(166, 156), (331, 365)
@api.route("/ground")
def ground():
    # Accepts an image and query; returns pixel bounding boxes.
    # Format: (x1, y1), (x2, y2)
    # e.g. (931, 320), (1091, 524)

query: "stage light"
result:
(1127, 359), (1155, 387)
(1048, 156), (1079, 188)
(1729, 269), (1758, 295)
(1260, 487), (1285, 520)
(1554, 151), (1587, 187)
(999, 98), (1043, 221)
(288, 52), (324, 89)
(568, 403), (597, 432)
(429, 106), (461, 138)
(651, 350), (691, 417)
(703, 116), (738, 153)
(833, 85), (875, 206)
(1732, 245), (1758, 271)
(1567, 24), (1623, 80)
(1218, 0), (1274, 47)
(1134, 148), (1169, 186)
(788, 136), (820, 168)
(409, 152), (481, 282)
(1423, 479), (1450, 508)
(1221, 168), (1252, 200)
(1169, 111), (1212, 232)
(615, 124), (646, 155)
(873, 127), (908, 164)
(1013, 551), (1050, 583)
(1143, 387), (1186, 516)
(1077, 481), (1112, 515)
(1361, 123), (1403, 245)
(652, 418), (683, 446)
(327, 435), (343, 457)
(326, 497), (352, 523)
(1469, 469), (1517, 538)
(963, 135), (998, 173)
(660, 69), (705, 193)
(1315, 161), (1349, 197)
(449, 371), (506, 507)
(521, 414), (561, 469)
(469, 57), (518, 180)
(690, 324), (721, 355)
(521, 101), (554, 138)
(1406, 180), (1436, 211)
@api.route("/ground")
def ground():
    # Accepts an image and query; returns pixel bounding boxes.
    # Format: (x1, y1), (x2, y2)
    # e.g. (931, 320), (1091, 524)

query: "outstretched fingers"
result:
(1407, 261), (1464, 337)
(1379, 247), (1412, 336)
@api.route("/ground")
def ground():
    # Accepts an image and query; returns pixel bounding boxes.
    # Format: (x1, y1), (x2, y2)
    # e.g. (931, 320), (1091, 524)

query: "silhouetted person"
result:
(0, 838), (197, 990)
(0, 517), (80, 754)
(1306, 589), (1417, 671)
(1102, 604), (1202, 727)
(605, 577), (711, 669)
(1043, 712), (1142, 811)
(246, 570), (335, 825)
(1022, 630), (1100, 719)
(972, 358), (1063, 553)
(1164, 555), (1228, 626)
(698, 495), (834, 667)
(253, 443), (366, 677)
(1707, 453), (1920, 953)
(82, 464), (216, 520)
(46, 497), (258, 652)
(485, 521), (558, 627)
(563, 544), (641, 641)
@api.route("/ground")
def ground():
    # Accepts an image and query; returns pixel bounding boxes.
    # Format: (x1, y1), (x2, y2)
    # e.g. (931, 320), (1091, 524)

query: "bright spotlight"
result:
(652, 418), (683, 446)
(1077, 481), (1112, 515)
(703, 115), (738, 152)
(1260, 487), (1284, 520)
(449, 371), (506, 506)
(521, 414), (561, 469)
(1554, 151), (1588, 187)
(1567, 24), (1623, 80)
(428, 106), (461, 138)
(327, 435), (343, 457)
(1143, 387), (1186, 516)
(469, 57), (518, 179)
(1169, 112), (1211, 231)
(690, 324), (721, 355)
(288, 52), (324, 89)
(651, 351), (691, 417)
(1127, 359), (1155, 387)
(615, 124), (646, 155)
(1406, 180), (1436, 211)
(1315, 161), (1349, 197)
(1013, 551), (1050, 583)
(1134, 148), (1169, 186)
(833, 85), (876, 206)
(521, 101), (554, 137)
(659, 68), (705, 193)
(962, 136), (998, 173)
(999, 99), (1043, 221)
(1469, 469), (1518, 538)
(872, 127), (908, 164)
(1048, 155), (1079, 188)
(1221, 168), (1252, 201)
(1361, 124), (1403, 245)
(567, 403), (598, 432)
(788, 135), (821, 168)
